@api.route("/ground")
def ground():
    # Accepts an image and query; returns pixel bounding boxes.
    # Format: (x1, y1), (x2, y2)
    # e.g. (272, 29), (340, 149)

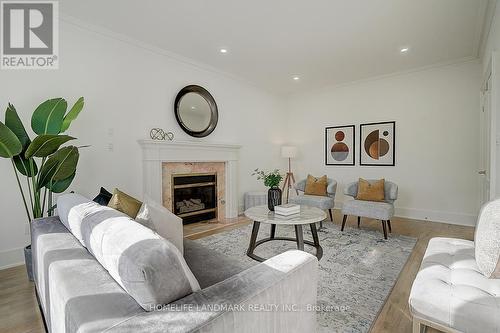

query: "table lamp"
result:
(281, 146), (298, 203)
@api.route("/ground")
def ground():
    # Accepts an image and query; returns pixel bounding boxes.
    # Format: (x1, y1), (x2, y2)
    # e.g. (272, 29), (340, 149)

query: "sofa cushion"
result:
(79, 205), (200, 311)
(183, 239), (249, 288)
(342, 199), (394, 220)
(135, 197), (184, 254)
(409, 237), (500, 332)
(31, 217), (144, 333)
(289, 194), (334, 210)
(474, 199), (500, 278)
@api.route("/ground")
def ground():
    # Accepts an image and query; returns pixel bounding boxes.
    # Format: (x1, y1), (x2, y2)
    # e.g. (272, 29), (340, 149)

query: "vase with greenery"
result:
(0, 97), (85, 279)
(252, 168), (283, 211)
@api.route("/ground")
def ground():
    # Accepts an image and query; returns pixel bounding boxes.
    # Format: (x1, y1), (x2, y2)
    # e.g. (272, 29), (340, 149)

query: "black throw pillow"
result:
(93, 187), (113, 205)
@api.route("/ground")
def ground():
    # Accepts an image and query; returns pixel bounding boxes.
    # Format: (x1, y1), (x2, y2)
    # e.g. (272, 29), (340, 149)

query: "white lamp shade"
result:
(281, 146), (297, 158)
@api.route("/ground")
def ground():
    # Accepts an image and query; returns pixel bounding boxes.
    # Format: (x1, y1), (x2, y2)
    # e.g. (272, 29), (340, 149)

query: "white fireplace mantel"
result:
(138, 140), (242, 218)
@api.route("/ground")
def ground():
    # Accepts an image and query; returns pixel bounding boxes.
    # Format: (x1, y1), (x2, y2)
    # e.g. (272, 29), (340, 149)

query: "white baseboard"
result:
(0, 247), (25, 270)
(335, 201), (476, 227)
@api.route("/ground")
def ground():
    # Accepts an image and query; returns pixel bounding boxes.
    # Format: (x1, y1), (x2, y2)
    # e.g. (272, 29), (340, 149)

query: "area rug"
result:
(195, 222), (417, 333)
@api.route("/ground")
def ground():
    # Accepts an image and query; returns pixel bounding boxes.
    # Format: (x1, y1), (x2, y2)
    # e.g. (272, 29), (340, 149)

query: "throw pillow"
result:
(135, 196), (184, 254)
(474, 199), (500, 278)
(356, 178), (385, 202)
(108, 188), (143, 218)
(93, 187), (113, 205)
(304, 174), (328, 196)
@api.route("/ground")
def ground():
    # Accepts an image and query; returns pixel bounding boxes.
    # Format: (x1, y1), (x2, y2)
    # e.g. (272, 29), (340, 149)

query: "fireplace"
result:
(138, 140), (241, 221)
(172, 173), (217, 224)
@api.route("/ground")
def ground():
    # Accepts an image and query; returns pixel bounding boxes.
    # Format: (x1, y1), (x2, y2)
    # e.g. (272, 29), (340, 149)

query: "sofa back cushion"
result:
(57, 193), (200, 311)
(475, 198), (500, 278)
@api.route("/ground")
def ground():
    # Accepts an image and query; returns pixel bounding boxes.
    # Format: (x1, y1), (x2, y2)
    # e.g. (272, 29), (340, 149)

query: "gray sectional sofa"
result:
(31, 194), (318, 333)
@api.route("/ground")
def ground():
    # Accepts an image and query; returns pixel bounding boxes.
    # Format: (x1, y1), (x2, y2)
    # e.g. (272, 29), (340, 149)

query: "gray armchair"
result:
(341, 180), (398, 239)
(289, 178), (337, 228)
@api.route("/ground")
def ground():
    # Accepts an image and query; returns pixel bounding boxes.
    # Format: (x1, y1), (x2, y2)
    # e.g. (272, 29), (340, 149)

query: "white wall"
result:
(285, 61), (482, 226)
(0, 21), (287, 268)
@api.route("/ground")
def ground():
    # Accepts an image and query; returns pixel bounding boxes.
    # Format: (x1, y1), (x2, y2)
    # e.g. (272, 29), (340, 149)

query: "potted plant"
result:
(252, 169), (283, 211)
(0, 97), (85, 280)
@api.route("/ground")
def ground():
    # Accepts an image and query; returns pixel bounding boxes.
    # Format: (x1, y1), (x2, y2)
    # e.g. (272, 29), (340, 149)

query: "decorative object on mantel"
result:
(174, 85), (218, 138)
(360, 121), (395, 166)
(252, 169), (283, 211)
(149, 128), (174, 141)
(325, 125), (355, 166)
(0, 97), (85, 280)
(280, 146), (299, 203)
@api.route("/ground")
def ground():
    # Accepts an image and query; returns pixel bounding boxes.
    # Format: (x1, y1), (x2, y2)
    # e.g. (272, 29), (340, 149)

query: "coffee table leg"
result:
(294, 225), (304, 251)
(310, 223), (323, 260)
(270, 224), (276, 239)
(246, 221), (260, 257)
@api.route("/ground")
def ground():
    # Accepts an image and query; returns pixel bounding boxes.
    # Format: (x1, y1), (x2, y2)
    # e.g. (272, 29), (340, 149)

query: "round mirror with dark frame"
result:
(174, 85), (218, 138)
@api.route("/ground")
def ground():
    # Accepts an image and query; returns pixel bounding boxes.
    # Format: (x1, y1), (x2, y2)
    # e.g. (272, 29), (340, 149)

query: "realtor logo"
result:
(1, 1), (58, 69)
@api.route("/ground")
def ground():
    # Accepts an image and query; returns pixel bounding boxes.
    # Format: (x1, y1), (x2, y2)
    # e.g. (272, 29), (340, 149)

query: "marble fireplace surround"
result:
(138, 140), (241, 219)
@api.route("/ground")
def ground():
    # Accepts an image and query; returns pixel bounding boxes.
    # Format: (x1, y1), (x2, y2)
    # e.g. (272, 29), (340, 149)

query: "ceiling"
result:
(61, 0), (490, 95)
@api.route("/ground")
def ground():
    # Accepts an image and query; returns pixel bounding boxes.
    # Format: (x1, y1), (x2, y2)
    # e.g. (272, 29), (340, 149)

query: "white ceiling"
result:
(61, 0), (490, 95)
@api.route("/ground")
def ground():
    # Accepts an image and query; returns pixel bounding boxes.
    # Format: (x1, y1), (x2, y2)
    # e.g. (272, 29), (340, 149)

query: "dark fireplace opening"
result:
(172, 173), (217, 224)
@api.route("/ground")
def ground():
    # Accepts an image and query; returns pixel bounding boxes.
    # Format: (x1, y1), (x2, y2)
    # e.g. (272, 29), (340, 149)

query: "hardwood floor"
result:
(0, 212), (474, 333)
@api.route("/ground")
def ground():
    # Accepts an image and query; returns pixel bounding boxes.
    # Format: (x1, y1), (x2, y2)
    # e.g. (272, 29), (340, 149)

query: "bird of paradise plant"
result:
(0, 97), (85, 223)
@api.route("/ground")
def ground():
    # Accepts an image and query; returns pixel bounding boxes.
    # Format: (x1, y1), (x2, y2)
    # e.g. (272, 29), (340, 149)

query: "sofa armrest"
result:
(109, 250), (318, 333)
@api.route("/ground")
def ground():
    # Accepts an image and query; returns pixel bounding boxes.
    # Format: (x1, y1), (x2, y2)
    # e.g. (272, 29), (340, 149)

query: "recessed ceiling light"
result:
(220, 48), (228, 54)
(400, 47), (409, 53)
(293, 76), (300, 81)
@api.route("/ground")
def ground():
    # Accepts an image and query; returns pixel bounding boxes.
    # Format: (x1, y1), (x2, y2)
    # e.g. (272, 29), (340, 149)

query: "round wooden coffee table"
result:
(244, 205), (326, 262)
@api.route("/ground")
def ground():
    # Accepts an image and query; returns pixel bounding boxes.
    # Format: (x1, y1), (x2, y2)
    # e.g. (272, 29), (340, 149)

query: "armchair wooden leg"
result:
(381, 220), (388, 240)
(387, 220), (392, 233)
(357, 216), (361, 228)
(328, 209), (333, 222)
(341, 215), (347, 231)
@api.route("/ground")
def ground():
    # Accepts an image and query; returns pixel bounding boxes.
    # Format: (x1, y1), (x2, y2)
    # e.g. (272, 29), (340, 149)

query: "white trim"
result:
(0, 247), (25, 270)
(335, 201), (476, 226)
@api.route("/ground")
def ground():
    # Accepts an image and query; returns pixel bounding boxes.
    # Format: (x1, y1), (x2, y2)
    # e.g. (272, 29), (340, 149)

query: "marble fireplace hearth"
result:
(138, 140), (241, 221)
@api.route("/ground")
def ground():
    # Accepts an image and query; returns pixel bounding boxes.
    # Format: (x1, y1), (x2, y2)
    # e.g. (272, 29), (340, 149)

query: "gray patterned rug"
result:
(195, 221), (416, 333)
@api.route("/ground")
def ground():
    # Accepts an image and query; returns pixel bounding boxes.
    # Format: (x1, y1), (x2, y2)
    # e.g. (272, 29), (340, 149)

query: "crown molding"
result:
(288, 57), (480, 98)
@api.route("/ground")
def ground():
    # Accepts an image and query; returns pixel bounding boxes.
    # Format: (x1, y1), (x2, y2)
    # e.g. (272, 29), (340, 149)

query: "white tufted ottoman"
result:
(409, 237), (500, 333)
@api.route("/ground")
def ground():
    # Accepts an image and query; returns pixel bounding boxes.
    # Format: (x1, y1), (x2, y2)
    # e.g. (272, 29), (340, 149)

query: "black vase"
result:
(267, 187), (282, 211)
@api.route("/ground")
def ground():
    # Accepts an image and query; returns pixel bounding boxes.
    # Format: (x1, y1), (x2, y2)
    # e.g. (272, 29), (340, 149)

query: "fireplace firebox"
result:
(171, 173), (217, 224)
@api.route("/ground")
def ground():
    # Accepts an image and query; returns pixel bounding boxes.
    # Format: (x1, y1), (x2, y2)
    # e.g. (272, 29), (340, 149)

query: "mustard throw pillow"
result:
(304, 174), (328, 196)
(356, 178), (385, 202)
(108, 188), (143, 218)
